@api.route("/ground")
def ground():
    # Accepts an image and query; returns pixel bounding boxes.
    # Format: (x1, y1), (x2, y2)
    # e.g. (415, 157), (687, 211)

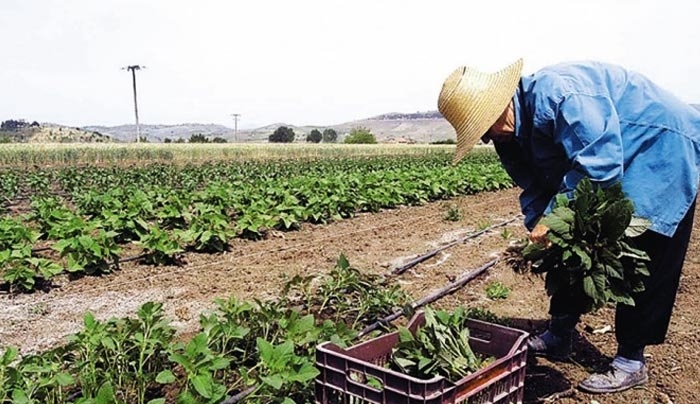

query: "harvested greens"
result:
(389, 307), (492, 380)
(522, 178), (651, 313)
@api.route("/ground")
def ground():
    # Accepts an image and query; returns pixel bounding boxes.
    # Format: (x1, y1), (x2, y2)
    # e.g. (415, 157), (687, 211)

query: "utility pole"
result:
(230, 113), (240, 142)
(122, 65), (145, 143)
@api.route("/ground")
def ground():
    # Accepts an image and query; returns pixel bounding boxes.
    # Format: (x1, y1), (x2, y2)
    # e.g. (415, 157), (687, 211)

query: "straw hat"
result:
(438, 58), (523, 164)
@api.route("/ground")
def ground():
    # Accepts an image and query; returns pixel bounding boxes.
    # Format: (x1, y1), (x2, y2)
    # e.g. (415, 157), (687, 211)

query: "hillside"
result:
(5, 104), (700, 144)
(82, 111), (455, 144)
(0, 120), (110, 143)
(81, 104), (700, 144)
(83, 123), (232, 143)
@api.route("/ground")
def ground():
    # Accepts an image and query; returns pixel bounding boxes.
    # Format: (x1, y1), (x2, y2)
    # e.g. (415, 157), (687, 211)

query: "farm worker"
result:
(437, 59), (700, 394)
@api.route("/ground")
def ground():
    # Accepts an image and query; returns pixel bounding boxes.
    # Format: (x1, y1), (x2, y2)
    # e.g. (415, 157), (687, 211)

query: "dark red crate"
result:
(315, 311), (528, 404)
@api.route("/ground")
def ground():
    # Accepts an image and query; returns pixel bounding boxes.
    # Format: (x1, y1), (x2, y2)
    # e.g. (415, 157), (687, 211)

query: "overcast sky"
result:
(1, 0), (699, 129)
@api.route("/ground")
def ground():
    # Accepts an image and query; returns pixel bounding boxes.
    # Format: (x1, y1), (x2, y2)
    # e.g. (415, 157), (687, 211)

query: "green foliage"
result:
(1, 246), (63, 292)
(522, 178), (651, 313)
(1, 151), (513, 292)
(181, 203), (233, 252)
(0, 255), (410, 403)
(1, 119), (30, 131)
(343, 127), (376, 144)
(268, 126), (295, 143)
(137, 224), (185, 265)
(430, 138), (456, 145)
(442, 204), (462, 222)
(188, 133), (210, 143)
(390, 307), (489, 380)
(52, 225), (121, 275)
(321, 128), (337, 143)
(485, 281), (510, 300)
(282, 254), (409, 329)
(165, 333), (230, 403)
(305, 129), (322, 143)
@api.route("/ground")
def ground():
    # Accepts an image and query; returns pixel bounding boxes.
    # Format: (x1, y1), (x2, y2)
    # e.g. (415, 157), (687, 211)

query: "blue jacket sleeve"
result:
(494, 140), (552, 230)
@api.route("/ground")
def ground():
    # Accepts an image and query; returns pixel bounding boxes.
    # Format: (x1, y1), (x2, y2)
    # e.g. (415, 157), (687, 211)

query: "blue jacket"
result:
(495, 61), (700, 237)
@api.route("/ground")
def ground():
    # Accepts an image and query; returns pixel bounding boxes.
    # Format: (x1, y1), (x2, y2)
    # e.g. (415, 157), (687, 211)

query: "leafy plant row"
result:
(1, 152), (512, 292)
(0, 255), (410, 404)
(0, 152), (499, 203)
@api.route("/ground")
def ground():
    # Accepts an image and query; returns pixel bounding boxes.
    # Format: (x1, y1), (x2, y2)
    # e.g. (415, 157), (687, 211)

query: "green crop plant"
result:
(52, 226), (121, 275)
(485, 281), (510, 300)
(0, 347), (20, 402)
(182, 203), (232, 252)
(7, 349), (74, 404)
(522, 178), (651, 313)
(160, 333), (230, 404)
(1, 245), (63, 292)
(137, 224), (185, 266)
(442, 204), (462, 222)
(0, 216), (40, 250)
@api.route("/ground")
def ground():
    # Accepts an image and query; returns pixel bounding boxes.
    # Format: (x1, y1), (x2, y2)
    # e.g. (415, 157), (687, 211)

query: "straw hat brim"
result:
(438, 59), (523, 164)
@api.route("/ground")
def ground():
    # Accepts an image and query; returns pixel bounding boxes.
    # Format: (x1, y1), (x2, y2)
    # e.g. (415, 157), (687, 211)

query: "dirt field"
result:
(2, 187), (698, 403)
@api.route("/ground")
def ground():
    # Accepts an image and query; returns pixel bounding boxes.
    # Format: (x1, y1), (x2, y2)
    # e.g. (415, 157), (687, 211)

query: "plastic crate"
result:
(315, 311), (529, 404)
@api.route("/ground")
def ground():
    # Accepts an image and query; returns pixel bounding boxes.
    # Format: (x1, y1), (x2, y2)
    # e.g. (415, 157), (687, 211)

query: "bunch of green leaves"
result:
(136, 224), (185, 266)
(52, 223), (121, 275)
(181, 203), (232, 252)
(0, 216), (39, 249)
(389, 307), (487, 381)
(1, 245), (63, 292)
(26, 196), (75, 239)
(0, 217), (62, 292)
(523, 178), (651, 313)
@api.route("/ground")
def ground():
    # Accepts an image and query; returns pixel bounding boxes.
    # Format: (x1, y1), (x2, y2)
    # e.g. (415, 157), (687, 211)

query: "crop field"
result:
(0, 143), (457, 167)
(1, 144), (699, 403)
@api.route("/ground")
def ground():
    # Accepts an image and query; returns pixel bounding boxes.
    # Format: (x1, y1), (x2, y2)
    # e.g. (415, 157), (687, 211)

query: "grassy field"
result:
(0, 143), (459, 166)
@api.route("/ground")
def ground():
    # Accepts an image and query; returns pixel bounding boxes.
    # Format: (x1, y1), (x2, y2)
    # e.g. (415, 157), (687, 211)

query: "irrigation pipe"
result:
(359, 258), (498, 338)
(221, 385), (257, 404)
(390, 217), (518, 275)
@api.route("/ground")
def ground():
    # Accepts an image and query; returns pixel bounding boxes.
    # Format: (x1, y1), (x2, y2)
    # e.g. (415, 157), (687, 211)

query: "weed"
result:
(485, 281), (510, 300)
(476, 220), (491, 231)
(501, 228), (512, 240)
(442, 205), (462, 222)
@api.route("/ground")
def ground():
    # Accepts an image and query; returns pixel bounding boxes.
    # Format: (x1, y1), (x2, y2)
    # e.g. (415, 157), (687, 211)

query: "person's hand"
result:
(529, 223), (550, 246)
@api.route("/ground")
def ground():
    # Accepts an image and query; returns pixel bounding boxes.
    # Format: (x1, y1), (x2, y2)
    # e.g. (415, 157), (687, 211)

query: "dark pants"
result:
(549, 201), (695, 348)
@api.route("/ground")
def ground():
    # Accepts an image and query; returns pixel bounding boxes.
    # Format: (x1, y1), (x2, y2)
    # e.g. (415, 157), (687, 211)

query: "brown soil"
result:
(2, 187), (699, 403)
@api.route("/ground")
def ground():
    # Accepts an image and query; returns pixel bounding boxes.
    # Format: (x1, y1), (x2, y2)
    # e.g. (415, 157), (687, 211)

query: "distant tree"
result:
(306, 129), (322, 143)
(164, 138), (172, 143)
(139, 136), (148, 143)
(30, 121), (40, 127)
(189, 133), (210, 143)
(212, 136), (227, 143)
(174, 138), (186, 144)
(431, 138), (456, 145)
(1, 119), (29, 131)
(322, 128), (338, 143)
(344, 127), (376, 144)
(269, 126), (295, 143)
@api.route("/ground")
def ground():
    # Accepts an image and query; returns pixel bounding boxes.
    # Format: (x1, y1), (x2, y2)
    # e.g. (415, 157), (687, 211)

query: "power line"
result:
(122, 65), (146, 143)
